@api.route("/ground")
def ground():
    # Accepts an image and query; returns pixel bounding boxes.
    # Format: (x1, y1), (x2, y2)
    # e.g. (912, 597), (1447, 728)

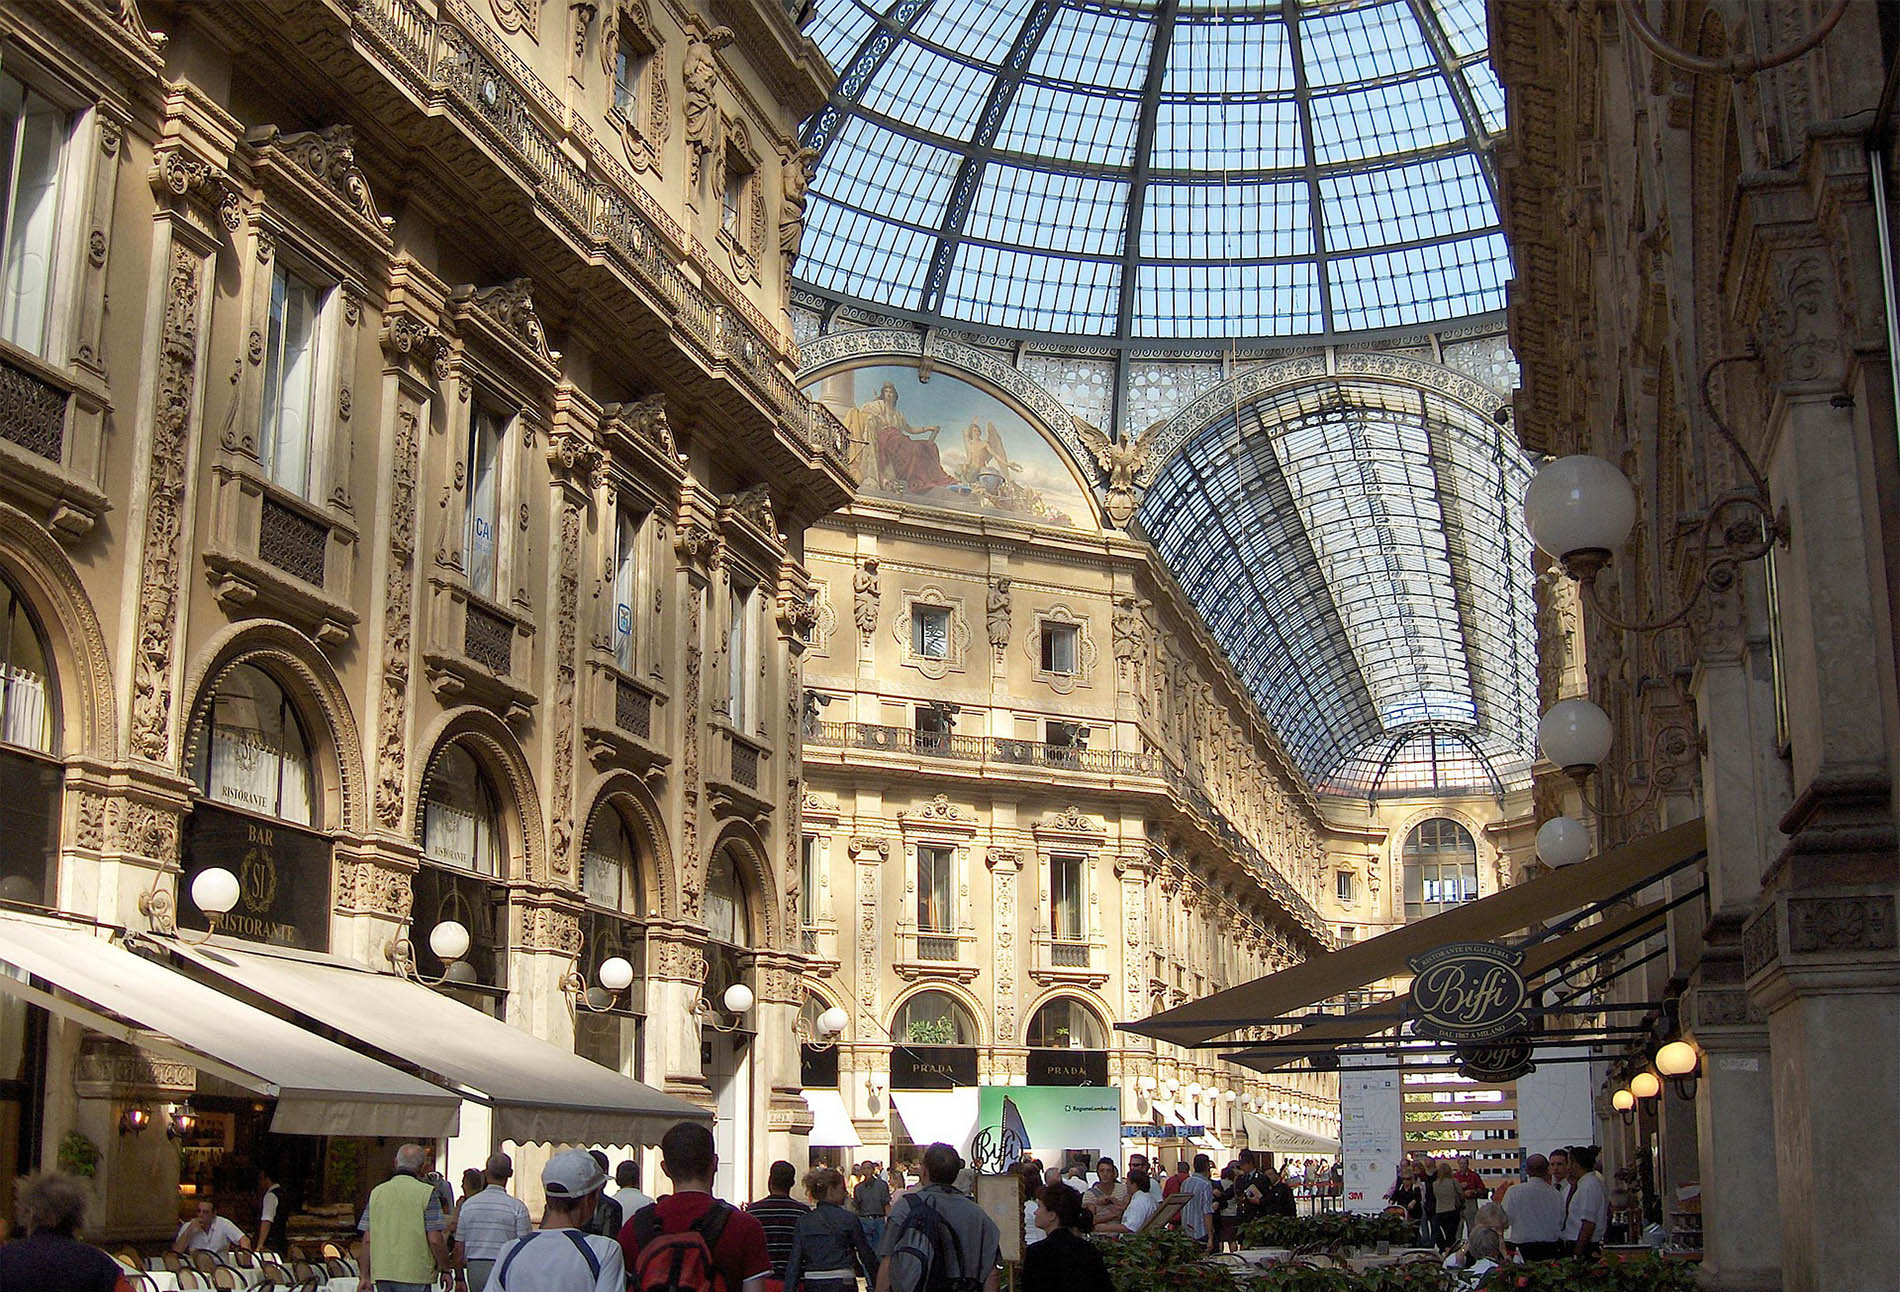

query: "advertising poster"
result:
(975, 1086), (1122, 1167)
(1338, 1053), (1403, 1214)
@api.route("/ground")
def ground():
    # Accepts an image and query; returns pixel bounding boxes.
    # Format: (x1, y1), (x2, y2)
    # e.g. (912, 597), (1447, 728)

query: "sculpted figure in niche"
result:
(683, 26), (732, 183)
(852, 560), (879, 636)
(779, 146), (818, 266)
(986, 578), (1012, 652)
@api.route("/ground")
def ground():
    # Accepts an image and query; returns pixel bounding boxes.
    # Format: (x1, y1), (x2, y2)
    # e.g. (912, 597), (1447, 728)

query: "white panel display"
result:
(1339, 1052), (1403, 1214)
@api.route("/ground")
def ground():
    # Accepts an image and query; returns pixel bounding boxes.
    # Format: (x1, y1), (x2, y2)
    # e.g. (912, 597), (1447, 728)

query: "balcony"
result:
(805, 720), (1331, 944)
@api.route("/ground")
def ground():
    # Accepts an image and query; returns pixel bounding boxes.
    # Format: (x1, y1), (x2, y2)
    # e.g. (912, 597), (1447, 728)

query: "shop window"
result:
(464, 403), (505, 602)
(613, 506), (643, 674)
(915, 843), (955, 959)
(1040, 622), (1078, 675)
(189, 663), (314, 827)
(582, 801), (643, 915)
(421, 744), (502, 877)
(706, 846), (750, 947)
(1401, 818), (1479, 920)
(911, 605), (950, 660)
(0, 70), (69, 359)
(410, 858), (506, 994)
(893, 989), (976, 1046)
(1026, 997), (1105, 1050)
(0, 574), (58, 907)
(258, 263), (328, 500)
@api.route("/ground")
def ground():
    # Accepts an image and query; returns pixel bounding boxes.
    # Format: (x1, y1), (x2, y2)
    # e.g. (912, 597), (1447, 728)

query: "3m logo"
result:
(1347, 1192), (1364, 1201)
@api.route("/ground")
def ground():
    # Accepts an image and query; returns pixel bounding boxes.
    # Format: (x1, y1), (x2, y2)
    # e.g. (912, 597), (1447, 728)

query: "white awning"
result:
(0, 913), (458, 1138)
(169, 940), (707, 1146)
(801, 1089), (862, 1147)
(1243, 1112), (1339, 1155)
(1194, 1134), (1229, 1155)
(889, 1089), (980, 1155)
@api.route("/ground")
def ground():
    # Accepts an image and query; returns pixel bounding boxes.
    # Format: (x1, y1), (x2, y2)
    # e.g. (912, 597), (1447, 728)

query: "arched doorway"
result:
(1401, 817), (1480, 920)
(887, 988), (981, 1168)
(575, 797), (649, 1077)
(182, 660), (332, 949)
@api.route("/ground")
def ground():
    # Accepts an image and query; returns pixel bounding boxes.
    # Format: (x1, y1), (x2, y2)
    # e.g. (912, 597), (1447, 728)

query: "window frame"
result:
(1040, 622), (1078, 675)
(726, 576), (756, 731)
(0, 63), (78, 363)
(612, 503), (645, 675)
(462, 397), (509, 605)
(910, 604), (951, 660)
(256, 256), (339, 502)
(0, 569), (57, 757)
(420, 742), (506, 879)
(916, 842), (956, 936)
(1048, 851), (1086, 943)
(189, 661), (318, 829)
(1400, 817), (1480, 920)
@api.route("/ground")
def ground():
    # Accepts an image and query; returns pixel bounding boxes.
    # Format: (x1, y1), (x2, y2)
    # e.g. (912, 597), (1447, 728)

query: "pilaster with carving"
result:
(850, 836), (888, 1036)
(986, 846), (1023, 1044)
(545, 396), (603, 883)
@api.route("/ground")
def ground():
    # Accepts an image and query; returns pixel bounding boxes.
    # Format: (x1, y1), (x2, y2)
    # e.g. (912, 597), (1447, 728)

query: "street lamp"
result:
(1535, 815), (1593, 869)
(1655, 1040), (1701, 1100)
(386, 919), (474, 987)
(139, 867), (241, 945)
(1611, 1088), (1636, 1126)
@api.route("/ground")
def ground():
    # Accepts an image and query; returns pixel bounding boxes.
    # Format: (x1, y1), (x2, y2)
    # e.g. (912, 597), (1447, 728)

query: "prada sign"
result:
(1406, 942), (1530, 1042)
(182, 804), (333, 952)
(1028, 1049), (1109, 1087)
(891, 1045), (978, 1090)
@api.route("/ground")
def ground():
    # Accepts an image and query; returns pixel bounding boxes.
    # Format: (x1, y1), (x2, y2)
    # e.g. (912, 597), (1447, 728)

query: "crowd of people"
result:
(1386, 1145), (1611, 1268)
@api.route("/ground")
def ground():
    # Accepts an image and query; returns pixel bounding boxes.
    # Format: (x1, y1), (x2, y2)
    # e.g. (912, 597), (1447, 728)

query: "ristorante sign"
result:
(181, 804), (333, 951)
(1405, 942), (1530, 1042)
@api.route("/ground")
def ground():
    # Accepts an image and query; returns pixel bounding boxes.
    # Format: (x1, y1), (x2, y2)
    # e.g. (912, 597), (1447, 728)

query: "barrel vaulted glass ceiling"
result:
(797, 0), (1506, 342)
(1135, 376), (1535, 796)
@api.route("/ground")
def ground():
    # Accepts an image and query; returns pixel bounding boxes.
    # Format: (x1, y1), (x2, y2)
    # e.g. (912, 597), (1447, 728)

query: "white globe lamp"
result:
(428, 919), (472, 964)
(1655, 1041), (1699, 1078)
(1630, 1070), (1662, 1100)
(1525, 455), (1637, 574)
(598, 956), (636, 993)
(190, 867), (241, 916)
(722, 982), (755, 1016)
(818, 1005), (850, 1037)
(1611, 1088), (1635, 1112)
(1538, 698), (1614, 775)
(1139, 1076), (1157, 1093)
(1536, 816), (1593, 868)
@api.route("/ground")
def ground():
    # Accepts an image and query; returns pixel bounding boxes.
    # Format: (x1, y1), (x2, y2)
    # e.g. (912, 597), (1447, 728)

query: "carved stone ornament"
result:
(675, 520), (719, 567)
(779, 146), (819, 268)
(852, 559), (879, 636)
(682, 26), (733, 185)
(547, 430), (605, 488)
(1074, 417), (1161, 527)
(108, 796), (180, 864)
(380, 313), (453, 381)
(985, 847), (1023, 871)
(605, 393), (673, 456)
(334, 858), (414, 919)
(903, 793), (967, 823)
(373, 403), (423, 832)
(490, 0), (544, 38)
(1756, 251), (1844, 387)
(546, 503), (584, 878)
(155, 150), (242, 230)
(1786, 895), (1897, 955)
(726, 484), (776, 536)
(520, 904), (585, 954)
(255, 124), (384, 225)
(452, 278), (554, 361)
(985, 577), (1011, 655)
(1042, 804), (1101, 834)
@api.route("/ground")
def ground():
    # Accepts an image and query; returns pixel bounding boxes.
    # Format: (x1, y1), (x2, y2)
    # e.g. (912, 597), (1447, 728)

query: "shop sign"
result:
(801, 1043), (841, 1088)
(1027, 1049), (1108, 1087)
(1405, 941), (1529, 1042)
(182, 804), (332, 951)
(1121, 1122), (1204, 1139)
(890, 1045), (978, 1089)
(1454, 1034), (1536, 1083)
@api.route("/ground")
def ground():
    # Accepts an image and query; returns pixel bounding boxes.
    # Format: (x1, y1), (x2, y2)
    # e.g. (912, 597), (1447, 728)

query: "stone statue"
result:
(1112, 594), (1147, 679)
(853, 558), (879, 636)
(683, 26), (732, 186)
(1074, 416), (1164, 527)
(986, 578), (1012, 653)
(779, 145), (818, 266)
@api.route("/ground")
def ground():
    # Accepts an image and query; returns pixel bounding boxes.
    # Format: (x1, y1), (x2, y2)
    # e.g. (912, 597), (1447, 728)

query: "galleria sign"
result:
(1406, 942), (1530, 1042)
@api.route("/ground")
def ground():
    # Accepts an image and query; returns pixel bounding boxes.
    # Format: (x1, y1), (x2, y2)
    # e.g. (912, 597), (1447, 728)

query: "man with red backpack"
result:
(621, 1122), (772, 1292)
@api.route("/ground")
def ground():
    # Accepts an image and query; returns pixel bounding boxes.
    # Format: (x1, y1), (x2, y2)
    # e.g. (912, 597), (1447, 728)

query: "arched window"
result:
(0, 575), (55, 755)
(421, 744), (502, 876)
(1402, 818), (1480, 920)
(0, 574), (60, 906)
(582, 801), (643, 914)
(1026, 998), (1107, 1050)
(190, 663), (314, 826)
(705, 846), (749, 947)
(893, 990), (978, 1047)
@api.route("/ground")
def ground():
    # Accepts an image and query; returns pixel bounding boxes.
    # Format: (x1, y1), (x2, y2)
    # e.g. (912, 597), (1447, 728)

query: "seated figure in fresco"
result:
(854, 381), (957, 493)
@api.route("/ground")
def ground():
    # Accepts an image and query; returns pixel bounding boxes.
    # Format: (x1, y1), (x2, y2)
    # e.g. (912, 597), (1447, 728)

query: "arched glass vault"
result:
(798, 0), (1505, 342)
(1135, 365), (1534, 794)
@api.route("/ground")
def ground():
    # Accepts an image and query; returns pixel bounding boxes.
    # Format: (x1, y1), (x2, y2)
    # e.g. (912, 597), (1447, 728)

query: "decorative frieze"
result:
(334, 857), (414, 920)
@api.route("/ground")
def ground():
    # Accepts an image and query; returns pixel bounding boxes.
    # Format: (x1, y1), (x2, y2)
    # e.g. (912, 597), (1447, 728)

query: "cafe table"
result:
(1344, 1248), (1445, 1273)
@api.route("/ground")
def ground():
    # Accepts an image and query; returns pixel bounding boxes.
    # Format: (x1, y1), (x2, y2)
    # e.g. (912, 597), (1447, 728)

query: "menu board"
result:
(1339, 1052), (1402, 1215)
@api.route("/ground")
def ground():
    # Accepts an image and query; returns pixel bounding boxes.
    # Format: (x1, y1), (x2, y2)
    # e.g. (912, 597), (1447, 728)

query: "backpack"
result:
(884, 1195), (981, 1292)
(494, 1230), (604, 1289)
(630, 1200), (735, 1292)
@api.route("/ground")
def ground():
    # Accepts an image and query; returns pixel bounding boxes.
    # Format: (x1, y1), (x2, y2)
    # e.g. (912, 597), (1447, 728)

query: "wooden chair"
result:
(125, 1274), (160, 1292)
(116, 1247), (144, 1271)
(324, 1256), (353, 1277)
(174, 1272), (209, 1291)
(188, 1249), (221, 1274)
(319, 1241), (344, 1259)
(210, 1266), (243, 1290)
(229, 1248), (258, 1269)
(256, 1260), (293, 1287)
(159, 1251), (186, 1273)
(289, 1260), (324, 1284)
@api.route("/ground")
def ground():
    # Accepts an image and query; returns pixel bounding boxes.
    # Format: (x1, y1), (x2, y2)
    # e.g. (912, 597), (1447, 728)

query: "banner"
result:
(975, 1086), (1122, 1167)
(1338, 1053), (1402, 1215)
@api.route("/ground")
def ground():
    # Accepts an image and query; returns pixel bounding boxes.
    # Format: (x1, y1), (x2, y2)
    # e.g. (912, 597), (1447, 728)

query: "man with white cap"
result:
(480, 1149), (624, 1292)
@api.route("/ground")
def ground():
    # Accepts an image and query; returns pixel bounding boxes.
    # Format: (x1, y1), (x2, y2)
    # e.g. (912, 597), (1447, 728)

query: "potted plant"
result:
(1093, 1230), (1239, 1292)
(57, 1131), (100, 1178)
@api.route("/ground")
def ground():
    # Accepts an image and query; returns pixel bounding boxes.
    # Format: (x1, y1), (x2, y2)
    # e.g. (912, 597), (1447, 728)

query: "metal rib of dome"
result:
(798, 0), (1506, 343)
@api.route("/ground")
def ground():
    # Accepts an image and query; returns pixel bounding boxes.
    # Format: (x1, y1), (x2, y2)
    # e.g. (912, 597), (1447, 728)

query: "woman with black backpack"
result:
(784, 1167), (879, 1292)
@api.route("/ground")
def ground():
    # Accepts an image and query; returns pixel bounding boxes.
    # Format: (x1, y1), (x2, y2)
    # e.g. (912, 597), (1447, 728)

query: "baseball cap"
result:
(542, 1148), (608, 1199)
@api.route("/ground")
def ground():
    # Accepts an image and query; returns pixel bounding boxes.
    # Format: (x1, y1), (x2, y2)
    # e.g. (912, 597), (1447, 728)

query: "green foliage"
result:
(1092, 1230), (1239, 1292)
(1470, 1255), (1700, 1292)
(1237, 1213), (1418, 1252)
(905, 1015), (957, 1044)
(57, 1131), (100, 1178)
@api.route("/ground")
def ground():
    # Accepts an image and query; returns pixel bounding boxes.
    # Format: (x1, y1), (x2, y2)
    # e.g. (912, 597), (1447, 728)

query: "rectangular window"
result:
(613, 43), (640, 116)
(800, 835), (818, 930)
(916, 843), (954, 934)
(727, 581), (753, 729)
(1041, 623), (1078, 675)
(1049, 852), (1085, 944)
(911, 605), (950, 659)
(722, 162), (748, 239)
(259, 264), (325, 498)
(1336, 870), (1354, 905)
(0, 72), (68, 358)
(613, 507), (641, 673)
(464, 406), (504, 601)
(1339, 925), (1357, 945)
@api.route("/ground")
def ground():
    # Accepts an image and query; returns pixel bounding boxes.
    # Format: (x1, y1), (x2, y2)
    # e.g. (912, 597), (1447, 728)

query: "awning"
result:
(889, 1089), (979, 1155)
(1220, 898), (1668, 1072)
(802, 1089), (862, 1147)
(168, 941), (707, 1146)
(1124, 819), (1705, 1046)
(1194, 1133), (1229, 1155)
(1243, 1112), (1338, 1155)
(0, 912), (458, 1138)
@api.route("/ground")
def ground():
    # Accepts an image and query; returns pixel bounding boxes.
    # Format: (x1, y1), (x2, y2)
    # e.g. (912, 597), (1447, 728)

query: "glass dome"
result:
(798, 0), (1505, 343)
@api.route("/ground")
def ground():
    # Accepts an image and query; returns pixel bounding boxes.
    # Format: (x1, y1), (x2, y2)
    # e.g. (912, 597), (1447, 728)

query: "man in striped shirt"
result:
(452, 1153), (531, 1292)
(745, 1161), (810, 1283)
(1177, 1154), (1218, 1250)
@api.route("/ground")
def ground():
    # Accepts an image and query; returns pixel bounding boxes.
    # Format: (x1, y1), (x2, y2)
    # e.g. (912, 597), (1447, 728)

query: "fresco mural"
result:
(807, 364), (1096, 529)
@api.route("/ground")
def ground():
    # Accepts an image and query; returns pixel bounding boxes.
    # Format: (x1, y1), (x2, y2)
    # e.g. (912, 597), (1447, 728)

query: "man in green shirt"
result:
(357, 1143), (451, 1292)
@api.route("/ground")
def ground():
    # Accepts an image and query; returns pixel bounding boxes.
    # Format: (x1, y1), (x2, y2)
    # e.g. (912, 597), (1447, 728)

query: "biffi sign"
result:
(1405, 941), (1530, 1042)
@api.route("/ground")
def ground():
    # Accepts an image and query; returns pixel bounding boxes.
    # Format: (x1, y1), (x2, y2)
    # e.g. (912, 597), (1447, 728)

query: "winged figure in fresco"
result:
(1073, 416), (1164, 526)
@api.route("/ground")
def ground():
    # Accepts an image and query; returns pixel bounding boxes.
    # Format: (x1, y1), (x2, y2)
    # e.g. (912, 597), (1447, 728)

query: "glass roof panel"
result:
(797, 0), (1507, 342)
(1133, 370), (1535, 792)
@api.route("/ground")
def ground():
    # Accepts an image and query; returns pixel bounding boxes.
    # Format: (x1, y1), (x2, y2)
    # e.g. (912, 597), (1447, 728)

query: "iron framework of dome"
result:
(797, 0), (1506, 344)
